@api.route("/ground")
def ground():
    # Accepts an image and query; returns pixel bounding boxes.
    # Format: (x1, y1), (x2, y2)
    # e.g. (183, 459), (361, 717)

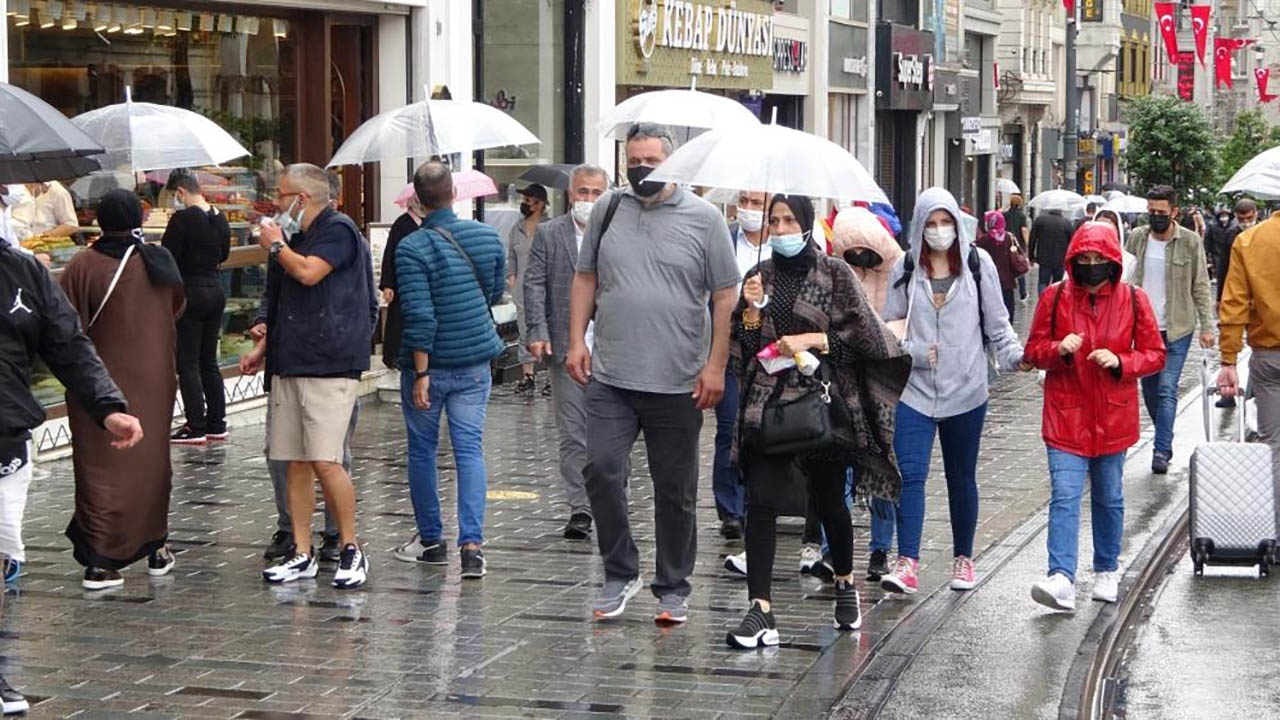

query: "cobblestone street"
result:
(0, 308), (1114, 718)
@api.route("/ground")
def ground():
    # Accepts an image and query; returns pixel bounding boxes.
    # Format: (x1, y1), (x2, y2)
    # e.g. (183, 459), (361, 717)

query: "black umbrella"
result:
(517, 163), (575, 190)
(0, 83), (103, 184)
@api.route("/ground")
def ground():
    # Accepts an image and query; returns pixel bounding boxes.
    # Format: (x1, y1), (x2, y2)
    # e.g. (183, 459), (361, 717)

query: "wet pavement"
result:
(0, 298), (1101, 719)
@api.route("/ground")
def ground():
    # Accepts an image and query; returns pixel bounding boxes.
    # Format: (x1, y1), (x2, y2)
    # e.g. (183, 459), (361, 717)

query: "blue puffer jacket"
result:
(396, 208), (506, 369)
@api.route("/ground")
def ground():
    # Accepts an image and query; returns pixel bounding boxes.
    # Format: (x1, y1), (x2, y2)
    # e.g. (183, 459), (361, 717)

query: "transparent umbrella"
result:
(1103, 194), (1150, 214)
(72, 89), (250, 172)
(996, 178), (1021, 196)
(1221, 146), (1280, 199)
(328, 99), (540, 167)
(597, 86), (760, 139)
(1027, 189), (1086, 213)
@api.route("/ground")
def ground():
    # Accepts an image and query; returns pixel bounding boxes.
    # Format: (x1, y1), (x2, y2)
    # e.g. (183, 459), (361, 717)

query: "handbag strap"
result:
(431, 226), (495, 322)
(88, 243), (135, 329)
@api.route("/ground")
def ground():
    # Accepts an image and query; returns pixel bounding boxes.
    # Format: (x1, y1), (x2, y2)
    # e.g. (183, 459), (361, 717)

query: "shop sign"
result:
(774, 38), (807, 73)
(933, 69), (961, 107)
(1082, 165), (1097, 195)
(876, 23), (935, 111)
(1001, 143), (1015, 160)
(828, 22), (870, 91)
(842, 57), (869, 77)
(966, 129), (995, 154)
(1176, 51), (1196, 102)
(1078, 137), (1097, 155)
(1082, 0), (1104, 22)
(621, 0), (775, 90)
(961, 116), (982, 138)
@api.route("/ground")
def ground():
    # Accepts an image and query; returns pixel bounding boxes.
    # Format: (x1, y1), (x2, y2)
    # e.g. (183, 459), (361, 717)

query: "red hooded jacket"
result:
(1025, 223), (1167, 458)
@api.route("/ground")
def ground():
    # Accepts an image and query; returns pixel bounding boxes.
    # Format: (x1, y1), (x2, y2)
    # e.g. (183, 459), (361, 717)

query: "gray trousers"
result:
(1250, 350), (1280, 477)
(549, 361), (590, 516)
(266, 400), (359, 535)
(584, 380), (702, 599)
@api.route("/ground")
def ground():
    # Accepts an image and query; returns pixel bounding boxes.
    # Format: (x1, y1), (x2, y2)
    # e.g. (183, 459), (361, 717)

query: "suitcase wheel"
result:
(1260, 563), (1270, 579)
(1193, 560), (1204, 576)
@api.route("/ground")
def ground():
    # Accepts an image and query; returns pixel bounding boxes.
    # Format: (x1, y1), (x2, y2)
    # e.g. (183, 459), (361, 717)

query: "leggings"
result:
(743, 453), (853, 602)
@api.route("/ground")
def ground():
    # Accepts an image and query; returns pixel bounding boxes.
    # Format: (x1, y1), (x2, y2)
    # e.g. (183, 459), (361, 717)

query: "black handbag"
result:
(757, 365), (838, 456)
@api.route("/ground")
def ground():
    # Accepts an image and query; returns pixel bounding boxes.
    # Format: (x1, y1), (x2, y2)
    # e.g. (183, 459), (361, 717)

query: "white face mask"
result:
(923, 224), (957, 251)
(274, 197), (302, 237)
(172, 193), (185, 210)
(737, 208), (764, 233)
(571, 200), (594, 226)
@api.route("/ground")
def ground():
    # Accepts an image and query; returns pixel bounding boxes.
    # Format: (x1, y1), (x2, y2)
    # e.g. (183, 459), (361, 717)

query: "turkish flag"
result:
(1257, 68), (1279, 103)
(1154, 2), (1179, 64)
(1190, 5), (1211, 67)
(1216, 38), (1257, 88)
(1063, 0), (1075, 16)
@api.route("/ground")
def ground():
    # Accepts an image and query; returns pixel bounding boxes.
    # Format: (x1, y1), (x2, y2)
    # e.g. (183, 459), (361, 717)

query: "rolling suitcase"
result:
(1189, 358), (1278, 576)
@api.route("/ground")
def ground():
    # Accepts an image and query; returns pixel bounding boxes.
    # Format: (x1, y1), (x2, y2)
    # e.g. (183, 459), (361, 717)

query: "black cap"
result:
(518, 184), (548, 203)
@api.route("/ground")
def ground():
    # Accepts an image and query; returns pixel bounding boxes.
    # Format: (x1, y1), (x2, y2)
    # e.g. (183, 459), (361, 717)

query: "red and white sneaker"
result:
(950, 555), (977, 590)
(881, 556), (919, 595)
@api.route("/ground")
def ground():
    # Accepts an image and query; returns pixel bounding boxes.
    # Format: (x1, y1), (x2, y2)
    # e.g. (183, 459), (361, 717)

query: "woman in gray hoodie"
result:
(879, 187), (1027, 595)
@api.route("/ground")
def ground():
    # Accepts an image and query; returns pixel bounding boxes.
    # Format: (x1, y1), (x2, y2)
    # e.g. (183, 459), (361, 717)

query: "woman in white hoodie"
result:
(879, 187), (1027, 595)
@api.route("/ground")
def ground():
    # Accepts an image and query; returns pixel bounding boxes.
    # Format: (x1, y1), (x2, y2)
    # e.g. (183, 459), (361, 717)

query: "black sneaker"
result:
(206, 426), (229, 441)
(147, 546), (176, 577)
(726, 602), (779, 649)
(719, 518), (744, 541)
(393, 534), (447, 564)
(563, 513), (593, 540)
(813, 551), (836, 584)
(332, 544), (368, 589)
(0, 674), (28, 715)
(460, 546), (486, 579)
(834, 579), (862, 631)
(1152, 452), (1170, 475)
(540, 382), (553, 397)
(263, 530), (295, 560)
(318, 533), (341, 563)
(169, 425), (206, 445)
(515, 374), (535, 396)
(83, 567), (123, 591)
(866, 549), (889, 581)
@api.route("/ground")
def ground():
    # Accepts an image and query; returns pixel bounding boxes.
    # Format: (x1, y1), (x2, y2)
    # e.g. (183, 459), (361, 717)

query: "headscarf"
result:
(93, 189), (183, 287)
(982, 209), (1007, 243)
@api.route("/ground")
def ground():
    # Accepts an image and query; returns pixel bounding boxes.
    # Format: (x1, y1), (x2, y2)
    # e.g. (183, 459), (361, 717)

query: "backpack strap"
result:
(968, 246), (989, 348)
(587, 192), (625, 265)
(1130, 282), (1139, 348)
(1048, 281), (1065, 339)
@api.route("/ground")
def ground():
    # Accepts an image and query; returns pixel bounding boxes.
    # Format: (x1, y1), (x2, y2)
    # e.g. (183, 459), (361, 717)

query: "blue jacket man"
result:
(392, 161), (505, 579)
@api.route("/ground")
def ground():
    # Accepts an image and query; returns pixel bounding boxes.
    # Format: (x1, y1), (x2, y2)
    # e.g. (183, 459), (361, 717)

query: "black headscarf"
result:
(93, 189), (183, 287)
(766, 194), (819, 273)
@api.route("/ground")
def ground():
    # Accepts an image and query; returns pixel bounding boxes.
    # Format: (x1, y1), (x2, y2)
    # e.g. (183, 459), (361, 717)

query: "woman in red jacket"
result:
(1023, 222), (1166, 611)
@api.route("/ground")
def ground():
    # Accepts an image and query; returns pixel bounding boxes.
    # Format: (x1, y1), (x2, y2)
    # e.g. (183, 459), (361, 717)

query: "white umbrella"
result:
(72, 90), (250, 172)
(1221, 146), (1280, 198)
(1027, 188), (1085, 213)
(1103, 194), (1149, 214)
(996, 178), (1021, 196)
(69, 170), (138, 202)
(597, 88), (760, 140)
(328, 99), (539, 167)
(1084, 194), (1107, 206)
(646, 123), (888, 205)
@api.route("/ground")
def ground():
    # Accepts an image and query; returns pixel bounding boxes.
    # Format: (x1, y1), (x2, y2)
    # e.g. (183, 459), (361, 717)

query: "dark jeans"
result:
(711, 367), (745, 522)
(584, 380), (702, 599)
(1037, 265), (1064, 296)
(1001, 288), (1016, 325)
(743, 453), (853, 602)
(1139, 332), (1193, 457)
(1017, 274), (1028, 300)
(177, 280), (227, 433)
(893, 401), (987, 559)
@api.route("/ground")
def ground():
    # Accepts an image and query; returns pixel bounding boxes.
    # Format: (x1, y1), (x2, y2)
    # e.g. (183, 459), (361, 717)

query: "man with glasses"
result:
(567, 122), (740, 624)
(1125, 185), (1215, 475)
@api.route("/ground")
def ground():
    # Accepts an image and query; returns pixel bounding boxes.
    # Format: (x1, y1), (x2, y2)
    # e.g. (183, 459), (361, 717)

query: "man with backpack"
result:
(392, 161), (506, 579)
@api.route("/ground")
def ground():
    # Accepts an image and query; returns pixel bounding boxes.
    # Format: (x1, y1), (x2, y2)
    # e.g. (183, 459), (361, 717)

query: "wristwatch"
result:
(414, 370), (429, 380)
(269, 241), (284, 258)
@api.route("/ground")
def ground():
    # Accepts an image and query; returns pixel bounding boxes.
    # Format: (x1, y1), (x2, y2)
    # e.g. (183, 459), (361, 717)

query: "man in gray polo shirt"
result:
(567, 122), (740, 624)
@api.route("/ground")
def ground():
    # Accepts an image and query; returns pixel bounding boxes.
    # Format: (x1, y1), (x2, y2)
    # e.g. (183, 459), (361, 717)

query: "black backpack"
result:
(893, 244), (990, 347)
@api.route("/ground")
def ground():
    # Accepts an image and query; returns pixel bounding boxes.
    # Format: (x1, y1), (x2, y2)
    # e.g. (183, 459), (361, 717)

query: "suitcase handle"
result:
(1201, 355), (1247, 444)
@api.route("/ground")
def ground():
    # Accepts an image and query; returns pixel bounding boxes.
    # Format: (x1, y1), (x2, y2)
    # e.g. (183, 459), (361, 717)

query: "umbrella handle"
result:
(752, 295), (770, 310)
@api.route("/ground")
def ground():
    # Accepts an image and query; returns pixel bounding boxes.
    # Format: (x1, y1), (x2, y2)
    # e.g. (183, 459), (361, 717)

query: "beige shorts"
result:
(268, 376), (359, 464)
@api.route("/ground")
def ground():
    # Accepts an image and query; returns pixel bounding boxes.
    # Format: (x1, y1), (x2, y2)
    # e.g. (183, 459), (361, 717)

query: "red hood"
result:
(1065, 221), (1124, 266)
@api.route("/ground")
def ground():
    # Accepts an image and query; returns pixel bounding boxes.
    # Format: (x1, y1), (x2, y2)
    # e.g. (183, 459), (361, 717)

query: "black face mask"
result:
(519, 202), (534, 218)
(1072, 261), (1114, 288)
(1149, 213), (1172, 234)
(626, 165), (665, 197)
(844, 249), (883, 269)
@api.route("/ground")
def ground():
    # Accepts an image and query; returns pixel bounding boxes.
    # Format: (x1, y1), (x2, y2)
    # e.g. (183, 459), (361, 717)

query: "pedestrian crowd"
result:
(3, 121), (1280, 711)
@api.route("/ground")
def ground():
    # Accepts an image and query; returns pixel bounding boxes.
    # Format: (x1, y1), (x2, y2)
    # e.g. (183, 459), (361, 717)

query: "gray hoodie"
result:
(881, 187), (1024, 418)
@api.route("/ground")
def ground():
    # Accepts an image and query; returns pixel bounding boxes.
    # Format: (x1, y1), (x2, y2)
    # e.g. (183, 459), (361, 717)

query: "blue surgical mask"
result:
(770, 231), (809, 257)
(274, 197), (301, 237)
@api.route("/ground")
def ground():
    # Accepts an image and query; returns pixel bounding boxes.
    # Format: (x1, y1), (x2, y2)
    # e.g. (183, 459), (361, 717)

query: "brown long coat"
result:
(60, 248), (183, 570)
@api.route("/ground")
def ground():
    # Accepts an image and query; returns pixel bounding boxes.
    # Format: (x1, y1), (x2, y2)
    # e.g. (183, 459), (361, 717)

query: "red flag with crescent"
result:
(1191, 5), (1211, 67)
(1154, 3), (1179, 64)
(1063, 0), (1075, 16)
(1257, 68), (1279, 103)
(1217, 38), (1257, 88)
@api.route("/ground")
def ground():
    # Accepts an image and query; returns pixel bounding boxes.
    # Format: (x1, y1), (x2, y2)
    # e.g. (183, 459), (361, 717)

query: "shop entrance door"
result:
(330, 21), (376, 228)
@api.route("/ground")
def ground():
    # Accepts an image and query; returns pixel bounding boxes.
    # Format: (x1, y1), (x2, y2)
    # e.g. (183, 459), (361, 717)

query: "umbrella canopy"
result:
(996, 178), (1021, 196)
(328, 99), (540, 167)
(72, 92), (250, 172)
(646, 123), (888, 205)
(1221, 146), (1280, 199)
(1103, 194), (1149, 214)
(597, 89), (760, 139)
(69, 170), (139, 202)
(393, 170), (498, 208)
(1028, 189), (1086, 213)
(0, 82), (104, 184)
(517, 163), (576, 190)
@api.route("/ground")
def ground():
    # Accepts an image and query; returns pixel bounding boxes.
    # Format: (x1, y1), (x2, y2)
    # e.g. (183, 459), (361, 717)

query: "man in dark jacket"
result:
(248, 163), (376, 590)
(0, 242), (143, 713)
(1030, 208), (1074, 297)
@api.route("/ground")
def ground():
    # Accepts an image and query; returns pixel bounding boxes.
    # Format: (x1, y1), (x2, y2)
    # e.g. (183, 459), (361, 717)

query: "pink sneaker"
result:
(950, 555), (976, 590)
(880, 556), (919, 595)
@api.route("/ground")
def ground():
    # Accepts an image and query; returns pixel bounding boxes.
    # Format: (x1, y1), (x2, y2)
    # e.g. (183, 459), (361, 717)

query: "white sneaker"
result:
(332, 544), (369, 589)
(262, 552), (319, 584)
(1031, 572), (1076, 612)
(1092, 570), (1119, 603)
(798, 545), (823, 574)
(723, 551), (747, 576)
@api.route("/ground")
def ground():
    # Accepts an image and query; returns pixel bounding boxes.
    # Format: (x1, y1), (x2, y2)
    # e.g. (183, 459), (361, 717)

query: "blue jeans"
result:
(869, 497), (896, 553)
(1045, 448), (1125, 582)
(892, 401), (987, 559)
(712, 368), (745, 522)
(1140, 332), (1192, 457)
(400, 365), (492, 546)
